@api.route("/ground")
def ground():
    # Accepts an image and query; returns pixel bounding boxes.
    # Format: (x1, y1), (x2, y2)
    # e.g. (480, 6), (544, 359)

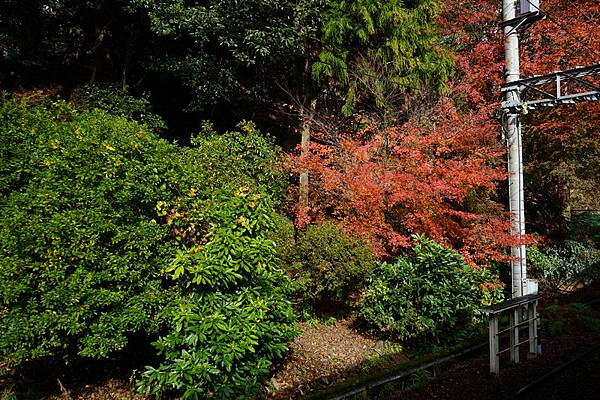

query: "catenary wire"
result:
(524, 0), (600, 60)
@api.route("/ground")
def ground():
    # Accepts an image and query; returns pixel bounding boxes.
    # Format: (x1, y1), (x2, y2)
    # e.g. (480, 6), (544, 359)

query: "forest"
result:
(0, 0), (599, 399)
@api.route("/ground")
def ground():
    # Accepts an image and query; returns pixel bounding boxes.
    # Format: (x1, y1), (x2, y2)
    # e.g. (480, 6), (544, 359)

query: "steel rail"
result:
(505, 342), (600, 399)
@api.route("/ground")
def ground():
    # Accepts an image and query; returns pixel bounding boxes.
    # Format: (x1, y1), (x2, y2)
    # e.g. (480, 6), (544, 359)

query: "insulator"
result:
(520, 0), (540, 14)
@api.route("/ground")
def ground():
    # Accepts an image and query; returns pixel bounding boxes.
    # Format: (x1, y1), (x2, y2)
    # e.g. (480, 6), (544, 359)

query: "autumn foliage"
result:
(286, 0), (600, 264)
(286, 0), (515, 265)
(520, 0), (600, 233)
(519, 0), (600, 148)
(286, 109), (515, 264)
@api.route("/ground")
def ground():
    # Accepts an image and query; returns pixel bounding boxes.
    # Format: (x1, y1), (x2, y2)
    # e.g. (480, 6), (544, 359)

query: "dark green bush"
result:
(268, 212), (296, 265)
(289, 222), (376, 307)
(71, 84), (166, 130)
(358, 235), (503, 347)
(137, 190), (297, 399)
(568, 213), (600, 245)
(528, 240), (600, 293)
(0, 97), (180, 366)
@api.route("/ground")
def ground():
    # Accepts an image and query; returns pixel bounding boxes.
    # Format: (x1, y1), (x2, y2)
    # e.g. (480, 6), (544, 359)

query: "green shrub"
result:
(269, 212), (296, 264)
(0, 97), (297, 399)
(71, 84), (166, 130)
(187, 121), (288, 201)
(528, 241), (600, 293)
(358, 235), (503, 347)
(569, 213), (600, 245)
(0, 97), (180, 366)
(289, 222), (376, 307)
(543, 319), (566, 336)
(137, 190), (297, 399)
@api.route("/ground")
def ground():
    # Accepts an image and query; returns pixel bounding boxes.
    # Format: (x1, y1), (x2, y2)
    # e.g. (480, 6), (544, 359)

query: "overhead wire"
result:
(563, 0), (599, 26)
(524, 0), (600, 60)
(558, 0), (600, 62)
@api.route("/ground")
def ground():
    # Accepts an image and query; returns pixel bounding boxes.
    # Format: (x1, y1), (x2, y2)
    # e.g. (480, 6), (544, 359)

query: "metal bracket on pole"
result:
(502, 64), (600, 111)
(500, 11), (545, 35)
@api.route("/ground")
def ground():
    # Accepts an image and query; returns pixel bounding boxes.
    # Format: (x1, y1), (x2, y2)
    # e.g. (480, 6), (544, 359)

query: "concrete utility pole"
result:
(487, 0), (600, 373)
(503, 0), (527, 298)
(501, 0), (600, 299)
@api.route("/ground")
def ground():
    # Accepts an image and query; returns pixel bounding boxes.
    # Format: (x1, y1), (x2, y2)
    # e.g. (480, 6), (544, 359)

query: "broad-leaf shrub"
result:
(268, 212), (296, 265)
(0, 97), (297, 399)
(289, 222), (376, 307)
(0, 97), (180, 366)
(137, 190), (297, 399)
(358, 235), (503, 346)
(528, 241), (600, 293)
(186, 121), (287, 201)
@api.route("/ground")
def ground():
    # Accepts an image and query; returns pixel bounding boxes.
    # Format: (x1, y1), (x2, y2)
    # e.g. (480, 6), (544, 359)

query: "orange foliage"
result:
(286, 102), (513, 265)
(520, 0), (600, 155)
(285, 0), (598, 264)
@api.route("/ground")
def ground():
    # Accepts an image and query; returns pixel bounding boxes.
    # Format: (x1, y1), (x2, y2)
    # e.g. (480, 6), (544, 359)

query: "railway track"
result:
(309, 296), (600, 400)
(326, 341), (488, 400)
(507, 343), (600, 400)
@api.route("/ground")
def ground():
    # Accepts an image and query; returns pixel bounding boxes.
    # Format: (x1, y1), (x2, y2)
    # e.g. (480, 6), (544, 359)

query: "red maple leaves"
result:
(286, 97), (513, 264)
(285, 0), (596, 265)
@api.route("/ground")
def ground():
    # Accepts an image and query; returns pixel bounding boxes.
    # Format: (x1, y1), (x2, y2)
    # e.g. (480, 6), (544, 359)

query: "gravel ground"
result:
(265, 317), (407, 399)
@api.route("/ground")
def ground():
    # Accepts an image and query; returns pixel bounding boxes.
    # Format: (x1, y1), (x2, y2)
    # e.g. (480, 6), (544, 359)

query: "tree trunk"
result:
(299, 100), (316, 211)
(90, 0), (109, 84)
(299, 118), (310, 211)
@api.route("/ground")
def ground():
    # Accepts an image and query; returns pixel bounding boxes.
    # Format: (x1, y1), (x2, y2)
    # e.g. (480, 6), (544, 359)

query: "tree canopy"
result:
(1, 0), (600, 397)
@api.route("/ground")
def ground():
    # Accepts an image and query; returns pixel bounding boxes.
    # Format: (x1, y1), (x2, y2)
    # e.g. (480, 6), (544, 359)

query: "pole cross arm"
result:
(500, 11), (545, 34)
(501, 63), (600, 111)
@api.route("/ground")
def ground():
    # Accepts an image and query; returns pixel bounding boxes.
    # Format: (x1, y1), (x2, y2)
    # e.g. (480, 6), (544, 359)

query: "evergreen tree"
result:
(313, 0), (453, 116)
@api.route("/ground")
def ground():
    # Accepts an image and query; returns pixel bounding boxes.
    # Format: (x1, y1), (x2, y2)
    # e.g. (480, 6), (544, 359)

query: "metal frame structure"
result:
(502, 64), (600, 111)
(486, 294), (541, 375)
(492, 0), (600, 376)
